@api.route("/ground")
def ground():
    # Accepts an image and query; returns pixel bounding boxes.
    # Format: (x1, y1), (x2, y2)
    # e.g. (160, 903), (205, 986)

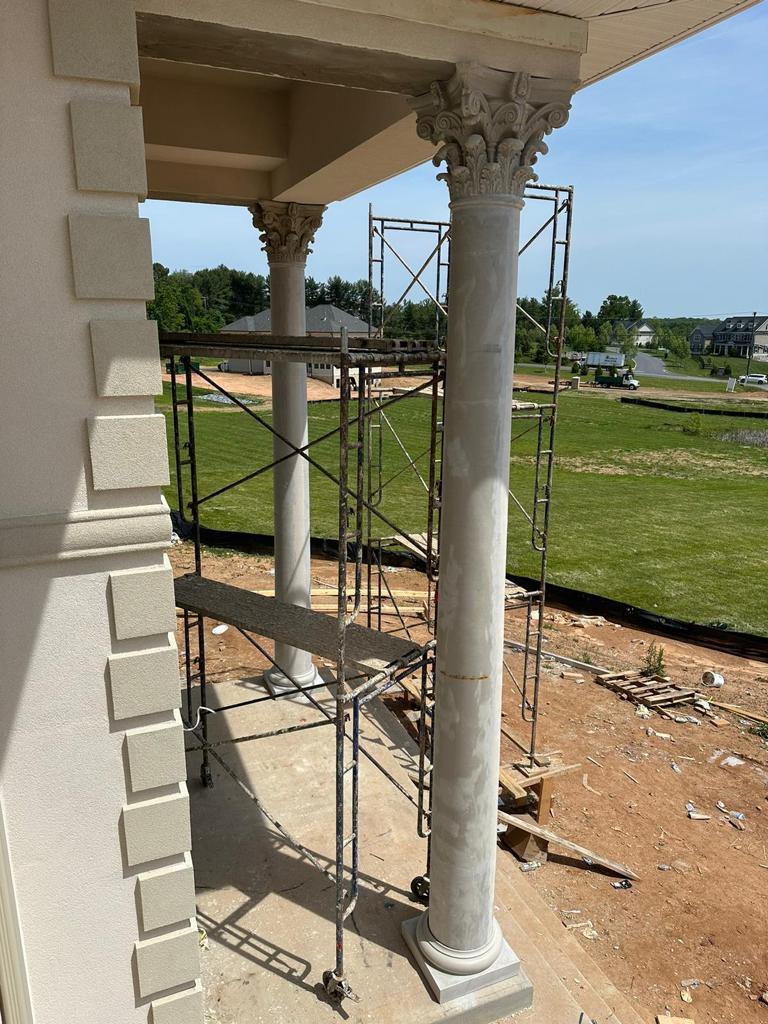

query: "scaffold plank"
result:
(174, 574), (421, 675)
(159, 332), (443, 366)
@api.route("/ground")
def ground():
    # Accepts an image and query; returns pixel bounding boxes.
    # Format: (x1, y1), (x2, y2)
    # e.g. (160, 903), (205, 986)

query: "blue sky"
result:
(145, 3), (768, 319)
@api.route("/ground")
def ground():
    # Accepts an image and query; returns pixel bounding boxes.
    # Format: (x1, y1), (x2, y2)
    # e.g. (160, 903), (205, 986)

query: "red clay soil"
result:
(171, 543), (768, 1023)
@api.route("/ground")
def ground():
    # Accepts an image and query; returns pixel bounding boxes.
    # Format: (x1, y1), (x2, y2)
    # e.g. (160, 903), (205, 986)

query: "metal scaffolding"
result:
(364, 185), (574, 826)
(160, 180), (573, 1002)
(162, 328), (441, 1002)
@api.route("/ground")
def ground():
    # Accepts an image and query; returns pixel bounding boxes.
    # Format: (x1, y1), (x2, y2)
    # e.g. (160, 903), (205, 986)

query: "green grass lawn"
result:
(634, 375), (730, 393)
(663, 354), (754, 378)
(161, 388), (768, 635)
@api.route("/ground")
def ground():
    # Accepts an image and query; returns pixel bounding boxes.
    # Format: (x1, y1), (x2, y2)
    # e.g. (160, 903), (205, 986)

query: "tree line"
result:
(146, 266), (698, 363)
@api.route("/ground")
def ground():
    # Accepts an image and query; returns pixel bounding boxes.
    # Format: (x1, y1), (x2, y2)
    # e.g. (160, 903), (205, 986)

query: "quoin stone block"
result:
(134, 922), (199, 998)
(68, 213), (154, 299)
(122, 787), (191, 867)
(88, 414), (169, 491)
(150, 980), (204, 1024)
(108, 644), (181, 720)
(48, 0), (140, 96)
(125, 715), (186, 793)
(109, 564), (176, 641)
(90, 320), (162, 397)
(70, 99), (147, 197)
(137, 855), (196, 932)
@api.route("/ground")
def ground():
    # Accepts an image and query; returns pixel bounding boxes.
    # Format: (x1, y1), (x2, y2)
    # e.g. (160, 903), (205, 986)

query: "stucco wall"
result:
(0, 2), (200, 1021)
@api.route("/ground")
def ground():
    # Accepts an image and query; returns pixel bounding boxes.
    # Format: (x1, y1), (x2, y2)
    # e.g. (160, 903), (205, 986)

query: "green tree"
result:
(596, 294), (644, 324)
(597, 321), (612, 351)
(667, 332), (690, 363)
(614, 323), (638, 363)
(582, 309), (598, 333)
(191, 265), (233, 316)
(146, 264), (226, 333)
(567, 323), (597, 352)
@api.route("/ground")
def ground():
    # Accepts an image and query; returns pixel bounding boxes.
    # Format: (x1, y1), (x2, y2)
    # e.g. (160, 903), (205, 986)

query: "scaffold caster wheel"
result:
(410, 874), (430, 904)
(200, 763), (213, 788)
(322, 970), (359, 1004)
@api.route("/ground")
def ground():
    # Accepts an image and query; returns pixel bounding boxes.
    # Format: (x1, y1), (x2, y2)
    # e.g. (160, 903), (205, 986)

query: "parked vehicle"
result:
(738, 373), (768, 386)
(594, 370), (640, 390)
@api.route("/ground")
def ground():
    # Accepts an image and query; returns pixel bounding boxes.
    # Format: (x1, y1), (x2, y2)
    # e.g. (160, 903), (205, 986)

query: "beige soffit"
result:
(136, 0), (762, 88)
(489, 0), (763, 85)
(0, 801), (34, 1024)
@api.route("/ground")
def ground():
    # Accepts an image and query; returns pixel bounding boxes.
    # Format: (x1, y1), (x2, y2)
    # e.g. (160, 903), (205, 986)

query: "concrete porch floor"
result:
(186, 678), (648, 1024)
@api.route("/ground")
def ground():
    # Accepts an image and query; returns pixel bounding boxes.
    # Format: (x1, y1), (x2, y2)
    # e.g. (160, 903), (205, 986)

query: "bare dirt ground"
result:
(163, 367), (340, 404)
(172, 543), (768, 1023)
(166, 366), (768, 410)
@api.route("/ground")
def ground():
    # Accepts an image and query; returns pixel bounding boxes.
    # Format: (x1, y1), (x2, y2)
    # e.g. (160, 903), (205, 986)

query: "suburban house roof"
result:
(224, 304), (370, 336)
(611, 318), (653, 332)
(715, 315), (768, 332)
(690, 323), (717, 338)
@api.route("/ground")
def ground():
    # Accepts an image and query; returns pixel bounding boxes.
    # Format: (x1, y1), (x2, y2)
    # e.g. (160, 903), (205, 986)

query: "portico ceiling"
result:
(491, 0), (761, 84)
(135, 0), (760, 207)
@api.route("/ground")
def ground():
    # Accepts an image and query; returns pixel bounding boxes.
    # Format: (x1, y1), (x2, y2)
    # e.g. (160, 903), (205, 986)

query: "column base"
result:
(402, 913), (532, 1010)
(263, 662), (321, 702)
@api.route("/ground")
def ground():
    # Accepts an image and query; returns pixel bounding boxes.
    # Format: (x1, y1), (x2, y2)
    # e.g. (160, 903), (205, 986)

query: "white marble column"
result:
(402, 64), (571, 1005)
(249, 201), (326, 695)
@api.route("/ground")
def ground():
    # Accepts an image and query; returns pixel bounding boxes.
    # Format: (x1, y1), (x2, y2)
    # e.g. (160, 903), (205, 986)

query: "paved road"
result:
(633, 352), (703, 381)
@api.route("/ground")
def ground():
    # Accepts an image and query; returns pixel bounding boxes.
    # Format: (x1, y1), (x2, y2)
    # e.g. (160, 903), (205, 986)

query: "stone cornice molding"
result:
(410, 63), (572, 201)
(0, 503), (171, 569)
(249, 200), (326, 264)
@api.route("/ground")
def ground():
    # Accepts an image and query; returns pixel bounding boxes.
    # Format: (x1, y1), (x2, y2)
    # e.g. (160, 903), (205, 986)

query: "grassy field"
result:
(663, 354), (755, 378)
(161, 385), (768, 635)
(519, 363), (736, 393)
(634, 376), (729, 393)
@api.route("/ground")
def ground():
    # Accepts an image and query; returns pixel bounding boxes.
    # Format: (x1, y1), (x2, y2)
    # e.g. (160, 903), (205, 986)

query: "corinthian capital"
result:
(410, 63), (572, 201)
(249, 200), (326, 264)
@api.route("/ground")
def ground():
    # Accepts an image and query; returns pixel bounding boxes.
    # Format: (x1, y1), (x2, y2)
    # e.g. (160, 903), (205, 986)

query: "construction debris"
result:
(497, 810), (639, 879)
(720, 754), (745, 768)
(702, 670), (725, 687)
(686, 802), (710, 821)
(582, 773), (602, 796)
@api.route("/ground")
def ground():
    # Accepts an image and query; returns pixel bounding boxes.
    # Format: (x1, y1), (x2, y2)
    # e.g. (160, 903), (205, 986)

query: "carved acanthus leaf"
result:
(249, 201), (326, 263)
(411, 64), (571, 200)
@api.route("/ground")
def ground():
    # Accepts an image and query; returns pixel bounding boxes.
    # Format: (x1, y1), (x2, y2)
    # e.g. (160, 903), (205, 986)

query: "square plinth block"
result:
(402, 916), (533, 1020)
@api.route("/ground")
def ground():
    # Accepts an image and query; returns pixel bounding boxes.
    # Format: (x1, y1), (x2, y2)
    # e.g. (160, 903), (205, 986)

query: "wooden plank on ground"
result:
(400, 678), (423, 705)
(498, 768), (528, 802)
(704, 700), (768, 726)
(516, 763), (580, 786)
(597, 670), (644, 683)
(497, 810), (639, 880)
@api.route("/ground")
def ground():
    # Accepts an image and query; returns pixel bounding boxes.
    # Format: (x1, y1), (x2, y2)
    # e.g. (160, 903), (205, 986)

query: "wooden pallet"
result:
(593, 669), (697, 717)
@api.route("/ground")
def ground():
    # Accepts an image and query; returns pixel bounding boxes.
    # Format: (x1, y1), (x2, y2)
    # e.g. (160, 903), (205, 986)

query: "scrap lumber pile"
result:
(592, 669), (697, 718)
(592, 667), (768, 729)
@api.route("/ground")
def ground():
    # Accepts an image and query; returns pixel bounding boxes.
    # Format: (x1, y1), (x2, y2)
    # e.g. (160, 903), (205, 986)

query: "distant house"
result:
(610, 319), (655, 347)
(689, 323), (717, 354)
(220, 304), (371, 386)
(708, 314), (768, 360)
